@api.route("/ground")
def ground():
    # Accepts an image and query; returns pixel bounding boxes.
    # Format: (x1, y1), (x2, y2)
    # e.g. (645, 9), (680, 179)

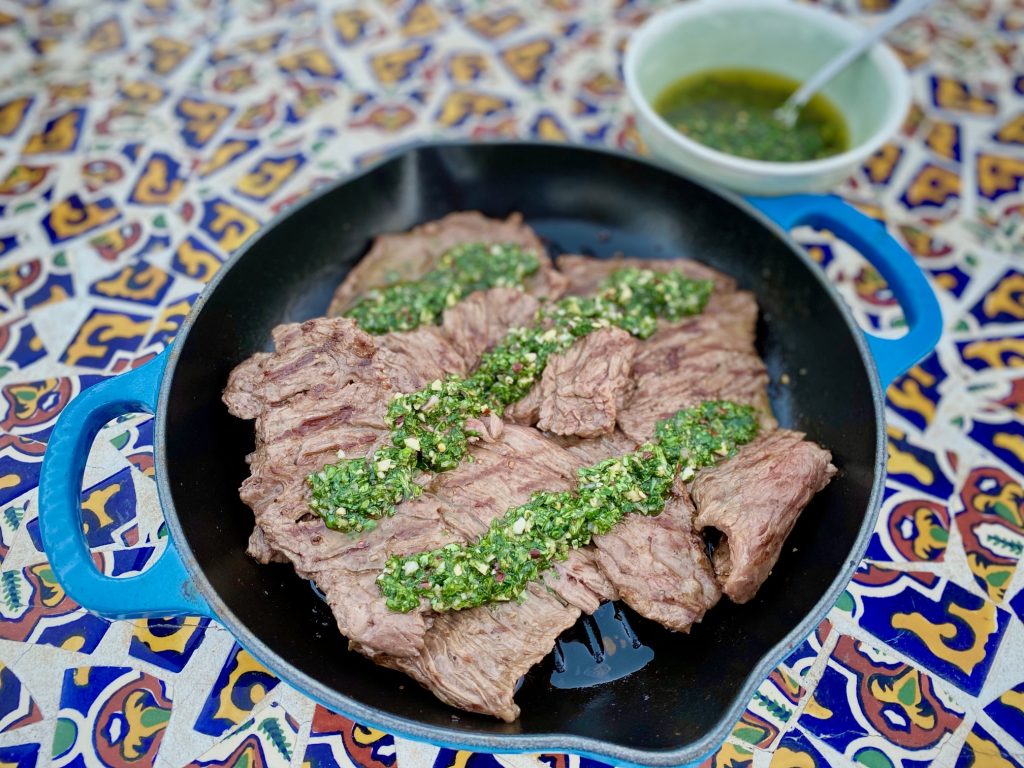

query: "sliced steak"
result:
(538, 327), (637, 438)
(441, 287), (540, 369)
(364, 583), (580, 722)
(429, 425), (580, 540)
(506, 382), (543, 426)
(691, 430), (837, 603)
(618, 348), (774, 444)
(550, 429), (638, 465)
(556, 254), (736, 296)
(226, 243), (839, 721)
(631, 290), (759, 378)
(360, 425), (614, 719)
(223, 290), (568, 659)
(328, 212), (565, 316)
(593, 477), (720, 633)
(510, 327), (638, 438)
(223, 318), (384, 424)
(428, 424), (616, 613)
(278, 425), (602, 661)
(376, 327), (469, 389)
(223, 317), (466, 658)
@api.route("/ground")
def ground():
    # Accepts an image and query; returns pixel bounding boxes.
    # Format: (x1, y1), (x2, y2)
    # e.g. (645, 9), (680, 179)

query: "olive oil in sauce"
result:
(655, 68), (850, 163)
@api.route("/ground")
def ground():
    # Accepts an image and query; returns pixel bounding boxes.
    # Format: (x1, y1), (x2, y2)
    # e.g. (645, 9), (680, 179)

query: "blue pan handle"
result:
(748, 194), (942, 387)
(38, 348), (211, 618)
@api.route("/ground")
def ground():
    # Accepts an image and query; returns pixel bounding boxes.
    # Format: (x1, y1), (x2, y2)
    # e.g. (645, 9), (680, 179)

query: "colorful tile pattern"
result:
(52, 666), (172, 767)
(302, 706), (398, 768)
(1, 0), (1023, 765)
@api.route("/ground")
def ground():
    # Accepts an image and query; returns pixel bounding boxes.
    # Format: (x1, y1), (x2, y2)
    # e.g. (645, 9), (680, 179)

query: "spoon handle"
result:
(783, 0), (932, 114)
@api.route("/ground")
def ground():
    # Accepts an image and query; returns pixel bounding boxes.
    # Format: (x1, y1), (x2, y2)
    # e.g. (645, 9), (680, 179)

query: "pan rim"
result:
(155, 139), (887, 766)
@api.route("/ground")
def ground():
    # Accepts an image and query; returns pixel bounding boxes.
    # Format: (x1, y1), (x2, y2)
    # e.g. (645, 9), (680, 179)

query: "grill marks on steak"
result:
(428, 425), (579, 539)
(222, 307), (538, 661)
(508, 327), (638, 438)
(691, 430), (837, 603)
(617, 283), (775, 443)
(375, 327), (469, 390)
(328, 212), (566, 317)
(426, 425), (616, 613)
(368, 425), (617, 720)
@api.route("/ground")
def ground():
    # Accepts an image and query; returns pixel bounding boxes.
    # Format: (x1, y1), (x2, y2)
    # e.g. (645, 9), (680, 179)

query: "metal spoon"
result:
(773, 0), (932, 128)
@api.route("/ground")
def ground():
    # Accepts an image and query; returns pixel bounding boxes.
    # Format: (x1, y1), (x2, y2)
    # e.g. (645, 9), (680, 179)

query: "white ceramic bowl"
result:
(624, 0), (911, 195)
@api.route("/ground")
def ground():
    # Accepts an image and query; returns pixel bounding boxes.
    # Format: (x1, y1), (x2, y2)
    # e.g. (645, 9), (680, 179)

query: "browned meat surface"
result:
(506, 383), (542, 426)
(631, 290), (759, 377)
(691, 430), (837, 603)
(618, 348), (774, 443)
(223, 318), (384, 424)
(375, 327), (469, 389)
(551, 429), (638, 465)
(328, 212), (565, 316)
(441, 287), (539, 369)
(546, 550), (617, 614)
(429, 425), (579, 540)
(365, 584), (580, 722)
(510, 327), (638, 438)
(556, 254), (736, 295)
(593, 478), (720, 632)
(427, 425), (616, 614)
(246, 526), (287, 564)
(537, 327), (637, 438)
(307, 424), (599, 666)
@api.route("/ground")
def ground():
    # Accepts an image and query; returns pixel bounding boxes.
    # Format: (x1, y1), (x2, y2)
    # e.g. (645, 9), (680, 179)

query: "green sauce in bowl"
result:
(654, 68), (850, 163)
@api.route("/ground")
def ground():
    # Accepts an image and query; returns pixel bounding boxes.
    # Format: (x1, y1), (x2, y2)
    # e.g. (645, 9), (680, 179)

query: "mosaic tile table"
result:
(0, 0), (1023, 765)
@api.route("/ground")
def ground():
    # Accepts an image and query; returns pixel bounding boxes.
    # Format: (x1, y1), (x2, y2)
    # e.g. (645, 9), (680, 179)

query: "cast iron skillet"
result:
(40, 142), (941, 767)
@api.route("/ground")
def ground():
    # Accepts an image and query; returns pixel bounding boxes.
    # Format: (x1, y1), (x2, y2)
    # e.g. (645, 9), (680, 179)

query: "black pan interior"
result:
(163, 143), (878, 753)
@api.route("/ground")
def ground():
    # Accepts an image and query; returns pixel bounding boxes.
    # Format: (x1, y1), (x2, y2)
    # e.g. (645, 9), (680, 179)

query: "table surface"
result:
(0, 0), (1022, 766)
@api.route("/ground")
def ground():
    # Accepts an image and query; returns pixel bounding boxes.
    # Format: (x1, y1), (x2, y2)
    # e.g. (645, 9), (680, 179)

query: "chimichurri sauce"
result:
(377, 401), (759, 613)
(654, 68), (850, 163)
(308, 264), (713, 534)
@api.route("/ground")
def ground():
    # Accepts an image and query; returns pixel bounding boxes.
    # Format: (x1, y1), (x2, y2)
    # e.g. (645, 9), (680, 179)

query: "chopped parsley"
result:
(377, 401), (759, 612)
(308, 266), (714, 533)
(344, 243), (540, 334)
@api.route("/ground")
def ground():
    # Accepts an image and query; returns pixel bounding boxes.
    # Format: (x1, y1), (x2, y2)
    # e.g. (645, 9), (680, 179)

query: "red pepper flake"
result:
(512, 362), (522, 372)
(495, 571), (506, 583)
(530, 548), (542, 559)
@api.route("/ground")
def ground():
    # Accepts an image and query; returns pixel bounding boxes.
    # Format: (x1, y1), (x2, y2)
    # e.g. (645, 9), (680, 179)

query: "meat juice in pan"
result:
(550, 602), (654, 689)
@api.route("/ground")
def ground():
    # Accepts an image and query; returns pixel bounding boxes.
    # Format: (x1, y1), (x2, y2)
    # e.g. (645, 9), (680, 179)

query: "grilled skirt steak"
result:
(225, 214), (837, 721)
(509, 326), (638, 438)
(328, 212), (566, 316)
(556, 254), (736, 294)
(592, 476), (721, 633)
(691, 430), (837, 603)
(362, 584), (581, 722)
